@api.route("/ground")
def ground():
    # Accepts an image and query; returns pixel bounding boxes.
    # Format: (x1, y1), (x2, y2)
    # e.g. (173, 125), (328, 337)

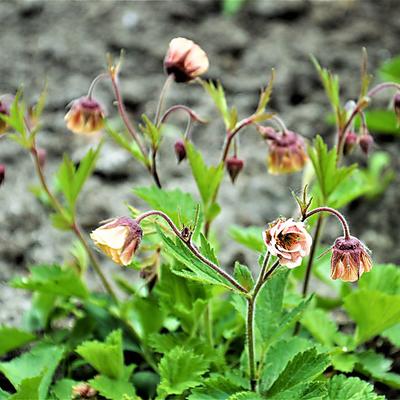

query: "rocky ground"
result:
(0, 0), (399, 324)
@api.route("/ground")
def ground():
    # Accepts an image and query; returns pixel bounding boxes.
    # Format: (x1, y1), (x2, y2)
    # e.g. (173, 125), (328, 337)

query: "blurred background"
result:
(0, 0), (399, 324)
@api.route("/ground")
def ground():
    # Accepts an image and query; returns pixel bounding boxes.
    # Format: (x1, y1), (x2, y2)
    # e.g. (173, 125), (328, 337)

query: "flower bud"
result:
(226, 156), (244, 183)
(330, 236), (372, 282)
(258, 128), (308, 175)
(65, 96), (105, 135)
(164, 37), (209, 83)
(0, 94), (14, 134)
(0, 164), (5, 186)
(90, 217), (142, 266)
(359, 133), (374, 155)
(343, 131), (358, 155)
(394, 92), (400, 124)
(263, 218), (312, 268)
(72, 382), (97, 399)
(174, 139), (187, 163)
(37, 148), (47, 168)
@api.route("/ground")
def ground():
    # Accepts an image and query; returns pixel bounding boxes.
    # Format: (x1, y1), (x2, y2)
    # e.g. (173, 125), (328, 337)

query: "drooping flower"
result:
(164, 37), (209, 83)
(174, 139), (187, 163)
(65, 96), (105, 135)
(359, 132), (374, 155)
(330, 236), (372, 282)
(90, 217), (142, 266)
(258, 127), (308, 174)
(263, 218), (312, 268)
(343, 131), (358, 155)
(226, 156), (244, 183)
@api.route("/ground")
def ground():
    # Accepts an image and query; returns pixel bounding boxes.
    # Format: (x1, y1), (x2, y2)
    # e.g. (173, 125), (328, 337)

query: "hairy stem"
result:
(135, 210), (249, 295)
(154, 75), (174, 126)
(367, 82), (400, 98)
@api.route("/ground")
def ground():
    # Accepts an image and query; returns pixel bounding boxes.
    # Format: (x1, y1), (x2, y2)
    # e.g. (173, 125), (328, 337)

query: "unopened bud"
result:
(164, 37), (209, 83)
(359, 133), (374, 155)
(394, 92), (400, 124)
(65, 96), (105, 135)
(37, 148), (47, 168)
(174, 139), (186, 163)
(72, 382), (97, 399)
(343, 131), (358, 155)
(0, 164), (5, 186)
(226, 156), (244, 183)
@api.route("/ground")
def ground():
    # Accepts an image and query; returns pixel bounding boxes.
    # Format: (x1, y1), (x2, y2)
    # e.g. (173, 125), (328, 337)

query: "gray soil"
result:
(0, 0), (399, 325)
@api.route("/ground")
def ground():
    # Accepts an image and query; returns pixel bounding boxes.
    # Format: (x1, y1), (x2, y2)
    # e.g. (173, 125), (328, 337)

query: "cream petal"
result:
(90, 225), (128, 249)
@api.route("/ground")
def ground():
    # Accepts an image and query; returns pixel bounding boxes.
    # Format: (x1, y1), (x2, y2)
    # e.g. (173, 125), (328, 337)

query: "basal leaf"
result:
(0, 327), (36, 357)
(89, 375), (137, 400)
(10, 375), (42, 400)
(326, 374), (384, 399)
(76, 330), (126, 380)
(51, 379), (77, 400)
(157, 347), (209, 397)
(344, 289), (400, 345)
(358, 263), (400, 295)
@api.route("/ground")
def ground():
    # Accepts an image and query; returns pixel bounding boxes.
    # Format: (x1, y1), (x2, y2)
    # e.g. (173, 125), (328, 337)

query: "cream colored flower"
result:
(164, 37), (209, 82)
(90, 217), (142, 266)
(65, 96), (105, 135)
(330, 236), (372, 282)
(263, 218), (312, 268)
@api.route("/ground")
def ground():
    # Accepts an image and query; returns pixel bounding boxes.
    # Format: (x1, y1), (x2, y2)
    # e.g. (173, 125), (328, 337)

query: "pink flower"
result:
(330, 236), (372, 282)
(90, 217), (142, 266)
(263, 218), (312, 268)
(164, 37), (209, 83)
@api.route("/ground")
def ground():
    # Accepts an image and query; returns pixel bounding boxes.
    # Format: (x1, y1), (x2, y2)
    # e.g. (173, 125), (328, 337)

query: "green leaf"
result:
(259, 337), (314, 394)
(326, 374), (384, 399)
(22, 293), (56, 331)
(308, 135), (356, 201)
(222, 0), (246, 16)
(301, 308), (338, 347)
(51, 379), (77, 400)
(331, 353), (358, 373)
(255, 269), (288, 344)
(233, 262), (254, 291)
(0, 93), (28, 145)
(158, 347), (209, 397)
(76, 330), (126, 380)
(256, 69), (275, 114)
(89, 375), (137, 400)
(155, 264), (208, 333)
(185, 141), (224, 210)
(343, 289), (400, 345)
(10, 375), (42, 400)
(269, 381), (327, 400)
(0, 327), (36, 356)
(358, 263), (400, 295)
(266, 348), (330, 397)
(356, 350), (400, 389)
(158, 228), (240, 292)
(201, 80), (230, 128)
(11, 264), (88, 299)
(133, 185), (202, 229)
(188, 374), (244, 400)
(378, 55), (400, 83)
(229, 225), (265, 253)
(140, 114), (161, 148)
(0, 343), (64, 400)
(228, 392), (264, 399)
(360, 110), (400, 135)
(382, 323), (400, 347)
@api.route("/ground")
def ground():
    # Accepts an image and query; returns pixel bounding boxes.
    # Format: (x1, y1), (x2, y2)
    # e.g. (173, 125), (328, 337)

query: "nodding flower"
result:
(263, 218), (312, 268)
(226, 156), (244, 183)
(330, 236), (372, 282)
(174, 139), (187, 163)
(65, 96), (105, 135)
(90, 217), (143, 266)
(343, 131), (358, 155)
(359, 132), (374, 155)
(258, 126), (308, 175)
(164, 37), (209, 83)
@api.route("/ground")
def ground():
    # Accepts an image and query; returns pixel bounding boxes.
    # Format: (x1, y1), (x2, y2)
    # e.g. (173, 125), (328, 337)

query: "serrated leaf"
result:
(308, 135), (356, 201)
(256, 70), (275, 114)
(0, 327), (36, 357)
(185, 141), (224, 209)
(228, 392), (264, 399)
(326, 374), (384, 399)
(358, 263), (400, 295)
(51, 379), (77, 400)
(11, 264), (88, 299)
(269, 381), (327, 400)
(10, 375), (42, 400)
(229, 225), (265, 253)
(344, 289), (400, 345)
(76, 330), (126, 380)
(157, 347), (209, 397)
(382, 323), (400, 347)
(202, 80), (230, 128)
(0, 343), (64, 400)
(158, 228), (240, 292)
(140, 114), (161, 148)
(301, 308), (338, 347)
(356, 350), (400, 389)
(133, 185), (202, 230)
(233, 262), (254, 291)
(89, 375), (137, 400)
(259, 337), (314, 394)
(266, 348), (330, 396)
